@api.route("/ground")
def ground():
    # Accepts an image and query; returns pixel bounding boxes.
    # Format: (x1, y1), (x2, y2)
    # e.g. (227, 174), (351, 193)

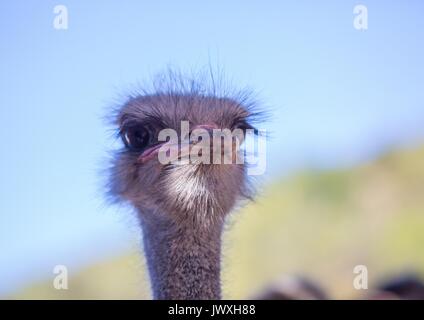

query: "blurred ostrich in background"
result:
(252, 276), (328, 300)
(108, 71), (263, 299)
(366, 273), (424, 300)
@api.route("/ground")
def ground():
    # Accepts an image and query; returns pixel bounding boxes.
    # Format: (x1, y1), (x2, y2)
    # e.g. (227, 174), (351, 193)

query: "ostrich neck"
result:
(140, 211), (223, 300)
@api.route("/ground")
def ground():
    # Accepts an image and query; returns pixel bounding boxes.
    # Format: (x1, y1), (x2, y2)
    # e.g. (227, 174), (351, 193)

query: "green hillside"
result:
(11, 144), (424, 299)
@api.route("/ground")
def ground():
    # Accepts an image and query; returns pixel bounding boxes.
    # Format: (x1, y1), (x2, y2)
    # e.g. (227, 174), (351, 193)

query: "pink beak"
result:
(137, 123), (219, 164)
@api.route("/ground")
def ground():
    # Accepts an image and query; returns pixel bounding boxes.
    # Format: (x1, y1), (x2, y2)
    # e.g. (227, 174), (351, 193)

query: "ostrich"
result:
(366, 273), (424, 300)
(108, 72), (263, 300)
(251, 276), (328, 300)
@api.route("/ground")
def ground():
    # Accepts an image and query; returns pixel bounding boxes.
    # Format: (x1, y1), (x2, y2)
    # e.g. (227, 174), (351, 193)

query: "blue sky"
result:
(0, 1), (423, 295)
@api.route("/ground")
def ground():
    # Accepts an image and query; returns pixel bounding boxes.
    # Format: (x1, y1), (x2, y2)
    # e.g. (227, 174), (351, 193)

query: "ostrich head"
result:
(108, 72), (264, 299)
(110, 80), (260, 227)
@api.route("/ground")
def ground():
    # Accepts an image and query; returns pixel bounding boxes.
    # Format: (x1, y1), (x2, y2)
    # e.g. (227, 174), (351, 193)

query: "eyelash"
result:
(233, 120), (253, 131)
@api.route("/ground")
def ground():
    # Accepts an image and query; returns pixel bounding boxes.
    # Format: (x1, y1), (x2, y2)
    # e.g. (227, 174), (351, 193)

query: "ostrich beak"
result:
(136, 140), (194, 165)
(137, 123), (241, 165)
(137, 143), (167, 164)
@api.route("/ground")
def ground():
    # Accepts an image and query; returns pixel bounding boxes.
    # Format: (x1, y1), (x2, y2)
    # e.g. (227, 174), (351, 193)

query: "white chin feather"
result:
(164, 165), (221, 217)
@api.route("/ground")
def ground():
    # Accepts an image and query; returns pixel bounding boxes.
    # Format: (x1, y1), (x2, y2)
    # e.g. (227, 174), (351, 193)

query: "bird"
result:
(365, 273), (424, 300)
(108, 70), (264, 300)
(251, 275), (328, 300)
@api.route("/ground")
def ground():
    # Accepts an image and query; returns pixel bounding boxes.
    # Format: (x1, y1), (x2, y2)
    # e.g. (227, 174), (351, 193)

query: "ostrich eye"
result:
(233, 120), (253, 132)
(233, 120), (259, 136)
(122, 126), (150, 151)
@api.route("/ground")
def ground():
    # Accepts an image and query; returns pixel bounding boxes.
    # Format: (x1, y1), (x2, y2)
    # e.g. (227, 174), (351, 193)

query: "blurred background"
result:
(1, 0), (423, 299)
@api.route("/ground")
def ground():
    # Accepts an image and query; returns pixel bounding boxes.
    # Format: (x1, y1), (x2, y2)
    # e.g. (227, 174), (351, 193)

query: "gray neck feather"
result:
(140, 212), (223, 300)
